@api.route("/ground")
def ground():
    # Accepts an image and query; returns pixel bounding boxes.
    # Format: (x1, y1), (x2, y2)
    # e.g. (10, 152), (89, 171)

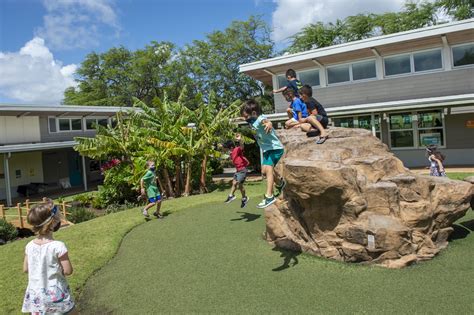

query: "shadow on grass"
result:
(449, 219), (474, 241)
(209, 179), (232, 192)
(272, 247), (301, 272)
(231, 211), (261, 222)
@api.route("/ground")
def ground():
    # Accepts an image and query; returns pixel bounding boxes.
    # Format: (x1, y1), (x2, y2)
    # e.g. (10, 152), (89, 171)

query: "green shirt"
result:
(142, 170), (160, 198)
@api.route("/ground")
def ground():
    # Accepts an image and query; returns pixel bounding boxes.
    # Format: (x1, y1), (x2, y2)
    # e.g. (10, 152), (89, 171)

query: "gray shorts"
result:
(233, 168), (247, 184)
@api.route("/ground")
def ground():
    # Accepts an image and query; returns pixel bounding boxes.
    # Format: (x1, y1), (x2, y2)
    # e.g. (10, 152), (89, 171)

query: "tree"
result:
(436, 0), (474, 20)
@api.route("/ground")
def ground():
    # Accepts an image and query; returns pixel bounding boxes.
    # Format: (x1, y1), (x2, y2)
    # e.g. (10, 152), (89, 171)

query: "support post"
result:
(371, 113), (376, 137)
(17, 203), (23, 229)
(0, 204), (4, 220)
(81, 155), (88, 191)
(3, 153), (12, 207)
(62, 201), (67, 218)
(25, 199), (30, 215)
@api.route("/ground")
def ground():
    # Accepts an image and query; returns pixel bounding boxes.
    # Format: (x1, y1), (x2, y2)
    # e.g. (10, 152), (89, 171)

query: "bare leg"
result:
(300, 123), (312, 132)
(229, 179), (238, 196)
(263, 165), (275, 197)
(144, 202), (156, 211)
(285, 119), (300, 129)
(307, 116), (328, 137)
(155, 200), (162, 215)
(238, 183), (246, 198)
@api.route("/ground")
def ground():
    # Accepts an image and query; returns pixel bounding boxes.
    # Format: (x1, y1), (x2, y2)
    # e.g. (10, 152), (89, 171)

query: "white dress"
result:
(22, 240), (75, 314)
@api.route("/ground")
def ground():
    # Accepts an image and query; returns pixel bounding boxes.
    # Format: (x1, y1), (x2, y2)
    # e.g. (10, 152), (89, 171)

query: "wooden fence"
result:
(0, 199), (74, 229)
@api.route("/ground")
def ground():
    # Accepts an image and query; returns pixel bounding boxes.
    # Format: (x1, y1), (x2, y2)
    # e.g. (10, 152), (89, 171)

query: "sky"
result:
(0, 0), (408, 105)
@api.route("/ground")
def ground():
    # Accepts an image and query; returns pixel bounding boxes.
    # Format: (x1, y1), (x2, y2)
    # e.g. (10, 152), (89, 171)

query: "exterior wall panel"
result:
(39, 116), (97, 143)
(445, 112), (474, 149)
(0, 116), (41, 145)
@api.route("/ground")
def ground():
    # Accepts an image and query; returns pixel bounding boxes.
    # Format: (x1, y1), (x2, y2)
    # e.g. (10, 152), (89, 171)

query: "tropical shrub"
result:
(67, 207), (97, 224)
(0, 219), (18, 243)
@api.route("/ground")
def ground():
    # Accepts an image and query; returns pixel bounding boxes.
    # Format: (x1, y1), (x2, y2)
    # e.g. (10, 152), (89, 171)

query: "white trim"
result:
(326, 59), (377, 86)
(383, 48), (444, 78)
(240, 19), (474, 73)
(0, 141), (77, 154)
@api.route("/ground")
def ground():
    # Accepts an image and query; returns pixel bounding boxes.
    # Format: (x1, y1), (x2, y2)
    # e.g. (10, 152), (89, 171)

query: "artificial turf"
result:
(78, 187), (474, 313)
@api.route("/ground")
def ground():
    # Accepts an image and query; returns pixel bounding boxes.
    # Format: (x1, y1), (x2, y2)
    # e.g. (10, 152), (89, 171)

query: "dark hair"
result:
(283, 88), (295, 97)
(426, 145), (446, 161)
(240, 99), (262, 116)
(222, 140), (235, 149)
(285, 69), (297, 78)
(299, 84), (313, 97)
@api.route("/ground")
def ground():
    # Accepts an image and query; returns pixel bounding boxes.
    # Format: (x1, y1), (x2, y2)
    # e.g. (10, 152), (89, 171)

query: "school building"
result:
(240, 19), (474, 168)
(0, 105), (126, 206)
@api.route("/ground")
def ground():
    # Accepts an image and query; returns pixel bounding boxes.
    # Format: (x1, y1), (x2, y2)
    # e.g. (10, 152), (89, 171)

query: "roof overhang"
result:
(0, 141), (77, 154)
(240, 19), (474, 85)
(0, 104), (136, 117)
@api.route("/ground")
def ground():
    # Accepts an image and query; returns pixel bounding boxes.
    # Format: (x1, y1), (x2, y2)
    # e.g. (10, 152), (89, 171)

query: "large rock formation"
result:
(267, 127), (474, 268)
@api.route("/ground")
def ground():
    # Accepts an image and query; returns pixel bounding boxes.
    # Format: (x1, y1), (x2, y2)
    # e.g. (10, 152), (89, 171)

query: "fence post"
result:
(62, 201), (67, 218)
(17, 203), (24, 229)
(0, 205), (4, 220)
(25, 199), (30, 215)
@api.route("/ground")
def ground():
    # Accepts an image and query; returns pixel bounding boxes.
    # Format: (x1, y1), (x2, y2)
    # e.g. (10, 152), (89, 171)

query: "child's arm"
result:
(23, 254), (28, 273)
(59, 252), (73, 276)
(235, 133), (244, 150)
(140, 178), (145, 195)
(297, 111), (305, 123)
(273, 86), (287, 94)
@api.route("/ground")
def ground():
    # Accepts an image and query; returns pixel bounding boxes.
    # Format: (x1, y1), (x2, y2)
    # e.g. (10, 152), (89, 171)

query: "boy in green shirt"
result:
(140, 160), (163, 218)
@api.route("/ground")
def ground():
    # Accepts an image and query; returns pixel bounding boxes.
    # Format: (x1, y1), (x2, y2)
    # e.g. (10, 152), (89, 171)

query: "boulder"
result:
(266, 127), (473, 268)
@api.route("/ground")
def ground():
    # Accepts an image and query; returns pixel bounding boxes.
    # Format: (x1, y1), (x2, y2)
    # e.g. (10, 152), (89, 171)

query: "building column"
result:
(3, 153), (12, 206)
(81, 155), (88, 191)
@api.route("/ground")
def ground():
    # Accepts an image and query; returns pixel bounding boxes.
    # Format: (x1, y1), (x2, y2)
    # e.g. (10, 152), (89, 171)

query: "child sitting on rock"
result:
(283, 89), (308, 129)
(298, 84), (329, 144)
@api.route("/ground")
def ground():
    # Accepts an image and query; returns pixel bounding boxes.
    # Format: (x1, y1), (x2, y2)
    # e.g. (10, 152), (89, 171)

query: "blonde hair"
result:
(27, 198), (61, 235)
(146, 160), (155, 168)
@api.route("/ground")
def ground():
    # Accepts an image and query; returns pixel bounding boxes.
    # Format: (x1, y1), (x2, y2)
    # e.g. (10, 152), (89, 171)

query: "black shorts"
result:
(313, 114), (329, 128)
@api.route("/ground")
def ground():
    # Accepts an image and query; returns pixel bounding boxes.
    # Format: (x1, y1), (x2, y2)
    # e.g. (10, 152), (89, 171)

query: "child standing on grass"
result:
(241, 99), (286, 208)
(223, 133), (250, 208)
(426, 145), (447, 177)
(22, 198), (76, 315)
(140, 161), (163, 218)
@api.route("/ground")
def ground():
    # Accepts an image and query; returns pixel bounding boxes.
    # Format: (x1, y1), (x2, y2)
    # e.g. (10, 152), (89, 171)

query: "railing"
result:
(0, 199), (74, 229)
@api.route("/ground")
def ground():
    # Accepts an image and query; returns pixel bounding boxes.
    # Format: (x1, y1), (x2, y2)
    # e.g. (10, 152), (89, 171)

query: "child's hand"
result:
(140, 188), (145, 195)
(264, 121), (273, 133)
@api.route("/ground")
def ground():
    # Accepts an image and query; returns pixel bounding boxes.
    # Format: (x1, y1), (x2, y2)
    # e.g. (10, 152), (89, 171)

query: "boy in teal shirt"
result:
(140, 160), (163, 218)
(241, 99), (286, 208)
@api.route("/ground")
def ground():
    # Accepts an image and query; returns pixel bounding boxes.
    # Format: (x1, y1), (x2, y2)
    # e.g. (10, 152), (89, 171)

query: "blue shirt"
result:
(287, 79), (302, 96)
(291, 98), (309, 120)
(250, 115), (284, 153)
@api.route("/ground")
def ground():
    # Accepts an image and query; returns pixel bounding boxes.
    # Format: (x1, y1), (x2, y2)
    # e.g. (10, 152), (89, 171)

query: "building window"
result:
(85, 118), (110, 130)
(277, 74), (287, 89)
(352, 60), (376, 81)
(418, 110), (444, 146)
(384, 54), (411, 76)
(333, 115), (381, 139)
(48, 117), (57, 132)
(384, 49), (443, 77)
(298, 69), (320, 87)
(58, 118), (71, 131)
(452, 43), (474, 67)
(71, 119), (82, 131)
(327, 64), (350, 84)
(389, 112), (414, 148)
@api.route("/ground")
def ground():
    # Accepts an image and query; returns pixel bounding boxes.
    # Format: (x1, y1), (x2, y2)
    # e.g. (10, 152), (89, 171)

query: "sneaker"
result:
(153, 212), (163, 219)
(274, 178), (287, 197)
(241, 196), (250, 208)
(225, 195), (236, 203)
(257, 195), (276, 208)
(142, 209), (149, 218)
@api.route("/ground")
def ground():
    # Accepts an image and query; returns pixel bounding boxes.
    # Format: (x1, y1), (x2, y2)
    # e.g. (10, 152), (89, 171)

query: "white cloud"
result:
(0, 37), (77, 104)
(271, 0), (407, 42)
(36, 0), (119, 50)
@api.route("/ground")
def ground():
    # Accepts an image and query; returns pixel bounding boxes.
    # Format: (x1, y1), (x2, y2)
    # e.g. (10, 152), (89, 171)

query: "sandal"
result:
(316, 136), (328, 144)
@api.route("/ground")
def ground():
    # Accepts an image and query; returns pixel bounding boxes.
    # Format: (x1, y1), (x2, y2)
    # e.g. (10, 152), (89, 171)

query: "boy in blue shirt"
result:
(272, 69), (302, 97)
(241, 99), (286, 208)
(283, 89), (309, 129)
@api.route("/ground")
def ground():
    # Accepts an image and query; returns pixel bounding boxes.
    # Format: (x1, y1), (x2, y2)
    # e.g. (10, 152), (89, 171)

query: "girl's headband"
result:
(34, 205), (59, 228)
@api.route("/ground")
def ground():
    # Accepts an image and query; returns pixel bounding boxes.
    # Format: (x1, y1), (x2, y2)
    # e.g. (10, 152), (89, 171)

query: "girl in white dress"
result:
(22, 199), (76, 314)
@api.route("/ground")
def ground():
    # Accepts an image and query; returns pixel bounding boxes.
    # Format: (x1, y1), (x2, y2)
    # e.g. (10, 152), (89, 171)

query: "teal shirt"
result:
(142, 170), (160, 198)
(250, 115), (284, 153)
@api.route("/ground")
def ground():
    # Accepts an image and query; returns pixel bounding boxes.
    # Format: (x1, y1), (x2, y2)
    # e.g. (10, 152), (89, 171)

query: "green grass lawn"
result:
(1, 174), (472, 314)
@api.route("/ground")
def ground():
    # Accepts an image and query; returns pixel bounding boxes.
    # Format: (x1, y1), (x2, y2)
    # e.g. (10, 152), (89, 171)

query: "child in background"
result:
(426, 145), (447, 177)
(223, 133), (250, 208)
(298, 84), (329, 144)
(241, 99), (286, 208)
(22, 199), (76, 314)
(283, 89), (309, 129)
(141, 160), (163, 218)
(272, 69), (303, 97)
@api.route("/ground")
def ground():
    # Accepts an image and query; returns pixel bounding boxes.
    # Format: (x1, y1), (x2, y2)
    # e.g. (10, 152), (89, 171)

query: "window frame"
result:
(331, 114), (382, 139)
(326, 58), (378, 86)
(387, 109), (446, 150)
(48, 116), (85, 133)
(383, 47), (444, 79)
(84, 117), (111, 131)
(451, 42), (474, 69)
(276, 67), (322, 89)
